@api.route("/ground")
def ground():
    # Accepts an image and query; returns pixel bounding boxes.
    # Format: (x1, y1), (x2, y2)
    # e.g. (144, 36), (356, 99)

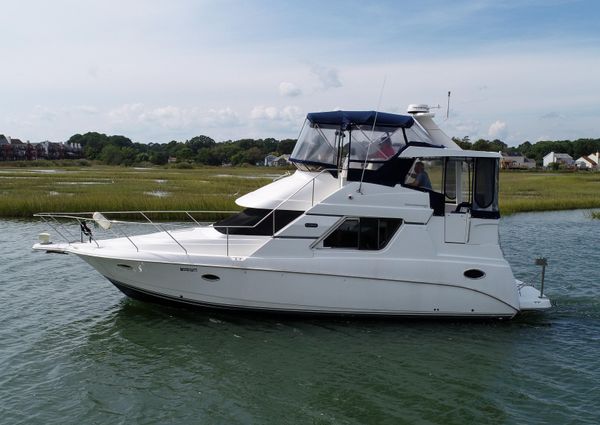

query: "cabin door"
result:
(444, 159), (470, 244)
(444, 210), (470, 243)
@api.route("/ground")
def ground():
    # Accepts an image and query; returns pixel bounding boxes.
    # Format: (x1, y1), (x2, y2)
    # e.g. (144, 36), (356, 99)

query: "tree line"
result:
(67, 133), (296, 166)
(453, 136), (600, 165)
(65, 132), (600, 167)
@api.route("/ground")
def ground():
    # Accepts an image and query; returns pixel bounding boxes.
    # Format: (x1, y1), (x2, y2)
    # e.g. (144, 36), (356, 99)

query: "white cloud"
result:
(108, 104), (241, 132)
(279, 82), (302, 97)
(310, 64), (342, 90)
(139, 106), (188, 129)
(488, 120), (508, 139)
(250, 106), (279, 120)
(108, 103), (145, 124)
(249, 105), (304, 137)
(202, 108), (241, 127)
(250, 105), (302, 122)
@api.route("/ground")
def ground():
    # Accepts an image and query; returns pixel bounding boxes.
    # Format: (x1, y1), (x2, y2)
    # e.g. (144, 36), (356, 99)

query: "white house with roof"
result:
(543, 152), (574, 168)
(575, 152), (599, 170)
(264, 154), (291, 167)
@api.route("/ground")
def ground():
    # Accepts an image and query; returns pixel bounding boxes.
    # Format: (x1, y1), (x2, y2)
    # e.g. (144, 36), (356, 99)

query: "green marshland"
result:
(0, 165), (599, 218)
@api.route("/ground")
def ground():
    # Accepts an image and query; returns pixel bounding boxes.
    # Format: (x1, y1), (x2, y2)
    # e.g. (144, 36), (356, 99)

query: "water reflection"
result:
(76, 299), (521, 423)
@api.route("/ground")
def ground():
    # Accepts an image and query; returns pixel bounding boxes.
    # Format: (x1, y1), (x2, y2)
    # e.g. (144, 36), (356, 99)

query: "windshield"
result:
(349, 125), (406, 162)
(291, 121), (412, 170)
(289, 122), (339, 169)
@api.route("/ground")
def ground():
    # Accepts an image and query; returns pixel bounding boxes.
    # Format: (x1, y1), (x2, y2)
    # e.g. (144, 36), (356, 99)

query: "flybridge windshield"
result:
(290, 112), (436, 170)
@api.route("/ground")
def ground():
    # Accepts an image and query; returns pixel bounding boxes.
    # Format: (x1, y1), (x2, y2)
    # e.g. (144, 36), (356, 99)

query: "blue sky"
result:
(1, 0), (599, 146)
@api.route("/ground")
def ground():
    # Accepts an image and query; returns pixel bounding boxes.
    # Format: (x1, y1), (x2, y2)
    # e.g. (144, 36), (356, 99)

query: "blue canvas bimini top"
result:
(306, 111), (414, 129)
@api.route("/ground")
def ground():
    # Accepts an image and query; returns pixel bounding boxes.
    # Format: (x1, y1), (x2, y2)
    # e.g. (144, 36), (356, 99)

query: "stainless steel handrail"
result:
(34, 169), (338, 256)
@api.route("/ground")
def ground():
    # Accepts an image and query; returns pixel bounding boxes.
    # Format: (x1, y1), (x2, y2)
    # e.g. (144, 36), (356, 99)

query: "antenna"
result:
(446, 90), (451, 120)
(358, 76), (386, 194)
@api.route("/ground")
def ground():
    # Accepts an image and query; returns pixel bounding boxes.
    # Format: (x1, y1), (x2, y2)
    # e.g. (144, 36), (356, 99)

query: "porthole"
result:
(464, 269), (485, 279)
(202, 274), (220, 282)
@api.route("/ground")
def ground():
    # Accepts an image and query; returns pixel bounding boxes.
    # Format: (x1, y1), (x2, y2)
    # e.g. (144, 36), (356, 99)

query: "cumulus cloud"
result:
(108, 103), (145, 124)
(250, 105), (302, 122)
(249, 105), (304, 136)
(279, 82), (302, 97)
(488, 120), (508, 139)
(310, 64), (342, 90)
(108, 104), (241, 130)
(250, 106), (279, 120)
(203, 107), (241, 127)
(139, 105), (187, 129)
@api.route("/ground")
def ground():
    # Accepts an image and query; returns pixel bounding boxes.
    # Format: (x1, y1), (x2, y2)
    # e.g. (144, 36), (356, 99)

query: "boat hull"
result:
(78, 254), (519, 318)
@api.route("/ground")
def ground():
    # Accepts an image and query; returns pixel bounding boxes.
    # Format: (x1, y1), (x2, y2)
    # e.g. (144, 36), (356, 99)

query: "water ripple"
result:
(1, 211), (599, 424)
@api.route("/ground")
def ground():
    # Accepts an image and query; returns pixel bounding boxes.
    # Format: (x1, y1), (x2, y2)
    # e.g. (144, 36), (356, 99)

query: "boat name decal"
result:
(180, 267), (198, 272)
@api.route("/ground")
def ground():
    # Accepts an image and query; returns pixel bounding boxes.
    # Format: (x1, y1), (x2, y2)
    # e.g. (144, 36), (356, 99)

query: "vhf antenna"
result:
(446, 90), (451, 120)
(358, 76), (386, 194)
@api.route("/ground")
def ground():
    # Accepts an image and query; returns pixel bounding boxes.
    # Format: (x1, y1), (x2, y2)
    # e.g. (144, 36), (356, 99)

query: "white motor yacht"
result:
(33, 105), (551, 318)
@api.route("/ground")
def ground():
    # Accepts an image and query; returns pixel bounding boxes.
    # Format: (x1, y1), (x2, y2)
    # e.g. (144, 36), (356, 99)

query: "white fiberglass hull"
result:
(75, 252), (521, 318)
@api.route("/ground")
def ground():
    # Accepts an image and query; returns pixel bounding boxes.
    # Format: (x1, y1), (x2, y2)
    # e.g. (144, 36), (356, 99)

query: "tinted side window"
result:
(474, 158), (496, 209)
(323, 218), (359, 248)
(323, 218), (402, 250)
(444, 159), (457, 201)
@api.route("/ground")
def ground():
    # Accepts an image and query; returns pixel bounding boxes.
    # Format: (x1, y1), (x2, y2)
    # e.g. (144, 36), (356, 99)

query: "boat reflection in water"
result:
(33, 104), (551, 318)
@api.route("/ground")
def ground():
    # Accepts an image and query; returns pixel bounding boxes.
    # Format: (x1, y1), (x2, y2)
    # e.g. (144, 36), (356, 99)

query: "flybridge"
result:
(290, 110), (439, 171)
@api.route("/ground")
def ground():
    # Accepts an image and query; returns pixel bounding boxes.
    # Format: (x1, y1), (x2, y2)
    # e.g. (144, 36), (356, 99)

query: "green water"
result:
(1, 210), (599, 424)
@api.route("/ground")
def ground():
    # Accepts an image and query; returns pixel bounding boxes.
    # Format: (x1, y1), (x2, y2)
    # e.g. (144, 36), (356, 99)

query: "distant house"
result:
(264, 154), (291, 167)
(64, 141), (83, 158)
(500, 152), (536, 169)
(543, 152), (574, 168)
(264, 154), (278, 166)
(0, 135), (11, 161)
(575, 152), (599, 170)
(37, 141), (65, 159)
(0, 136), (82, 161)
(9, 138), (27, 160)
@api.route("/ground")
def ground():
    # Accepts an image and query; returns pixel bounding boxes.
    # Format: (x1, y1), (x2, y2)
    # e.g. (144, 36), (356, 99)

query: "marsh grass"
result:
(590, 211), (600, 219)
(499, 172), (600, 214)
(1, 166), (599, 218)
(0, 165), (280, 218)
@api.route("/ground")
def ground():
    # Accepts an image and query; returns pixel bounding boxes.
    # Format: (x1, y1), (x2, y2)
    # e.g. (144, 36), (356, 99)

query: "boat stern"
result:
(517, 280), (552, 311)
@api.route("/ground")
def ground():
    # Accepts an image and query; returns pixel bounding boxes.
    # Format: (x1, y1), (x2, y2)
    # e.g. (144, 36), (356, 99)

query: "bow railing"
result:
(34, 168), (338, 256)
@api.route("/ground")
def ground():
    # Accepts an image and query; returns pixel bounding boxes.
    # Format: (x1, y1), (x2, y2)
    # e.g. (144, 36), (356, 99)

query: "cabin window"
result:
(404, 158), (443, 193)
(444, 159), (457, 200)
(214, 208), (303, 235)
(474, 158), (496, 209)
(404, 124), (435, 145)
(443, 158), (473, 205)
(322, 217), (402, 250)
